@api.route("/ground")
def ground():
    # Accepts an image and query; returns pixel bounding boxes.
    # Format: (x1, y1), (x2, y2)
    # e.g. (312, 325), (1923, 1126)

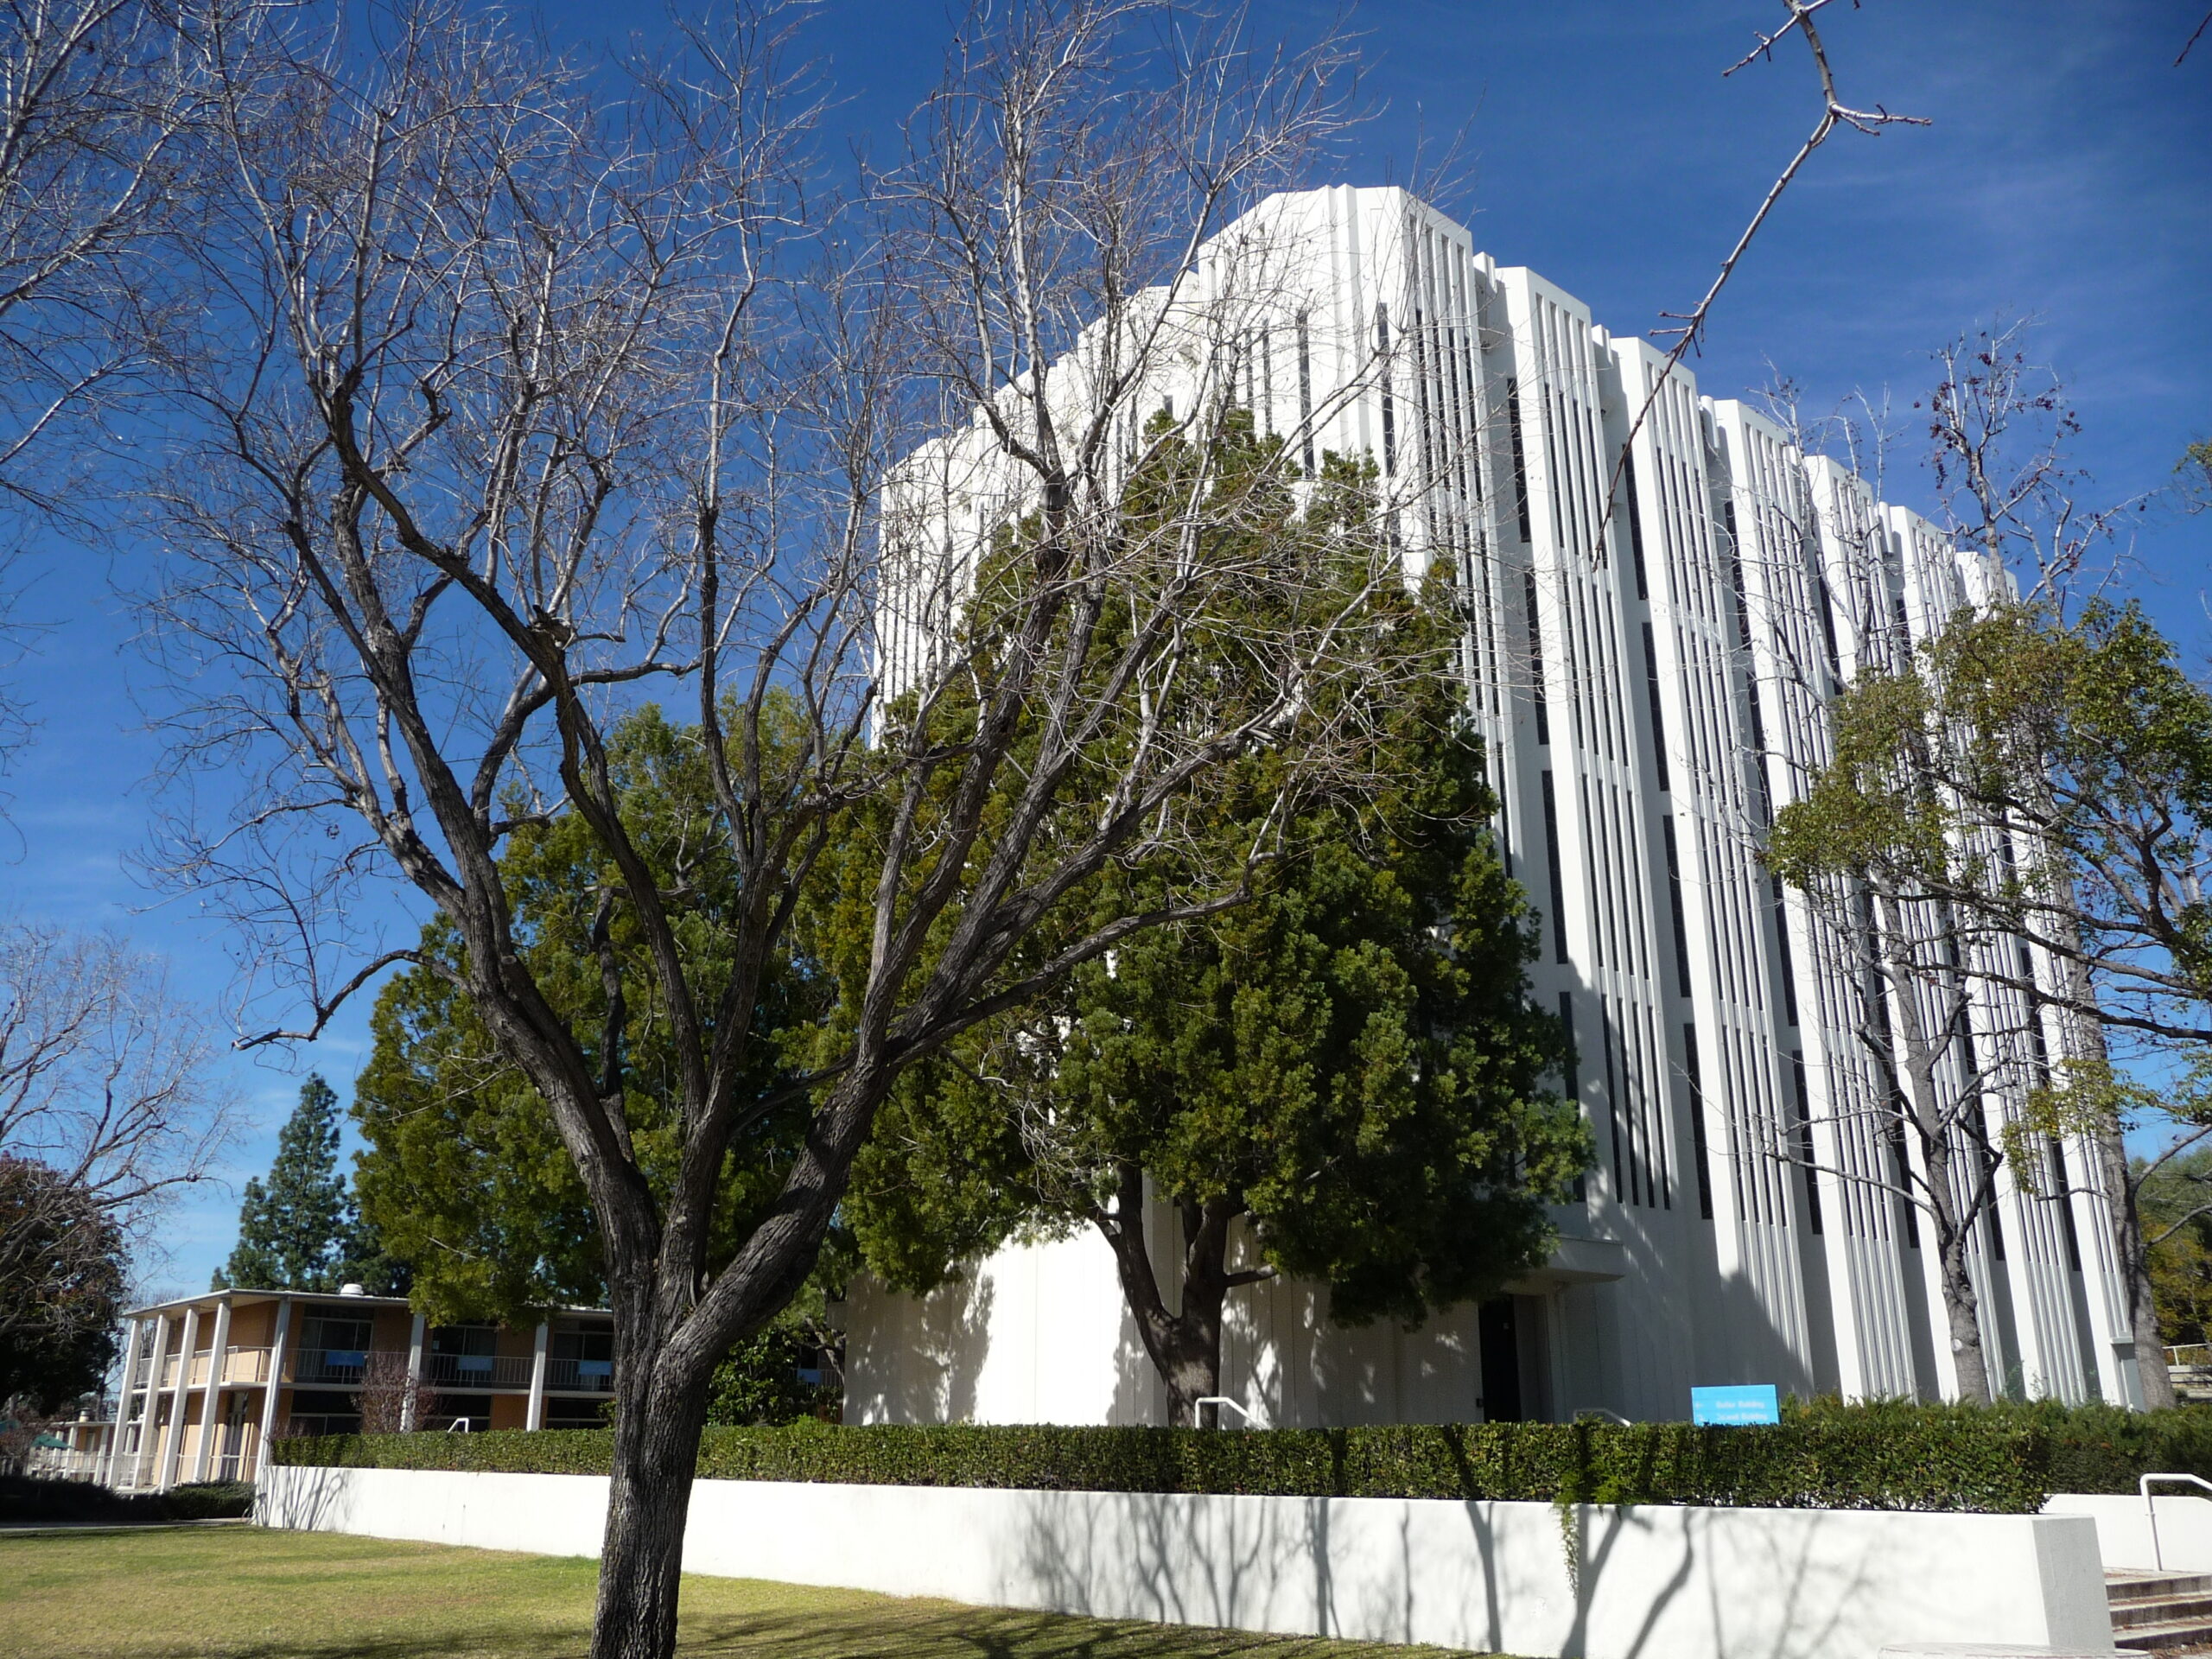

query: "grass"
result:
(0, 1525), (1500, 1659)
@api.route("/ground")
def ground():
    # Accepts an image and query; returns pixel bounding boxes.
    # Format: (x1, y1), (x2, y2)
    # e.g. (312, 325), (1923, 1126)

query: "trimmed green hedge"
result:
(0, 1475), (253, 1525)
(273, 1398), (2140, 1513)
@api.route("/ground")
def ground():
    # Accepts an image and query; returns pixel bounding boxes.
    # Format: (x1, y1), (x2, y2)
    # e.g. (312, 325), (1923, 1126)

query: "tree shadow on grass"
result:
(675, 1604), (1499, 1659)
(193, 1602), (1499, 1659)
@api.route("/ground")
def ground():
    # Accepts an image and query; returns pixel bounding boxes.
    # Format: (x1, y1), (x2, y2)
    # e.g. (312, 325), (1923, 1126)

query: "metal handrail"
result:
(1192, 1395), (1260, 1428)
(2140, 1472), (2212, 1569)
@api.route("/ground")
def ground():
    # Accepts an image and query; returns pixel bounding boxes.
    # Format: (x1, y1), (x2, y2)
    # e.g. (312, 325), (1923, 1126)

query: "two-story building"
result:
(59, 1285), (616, 1491)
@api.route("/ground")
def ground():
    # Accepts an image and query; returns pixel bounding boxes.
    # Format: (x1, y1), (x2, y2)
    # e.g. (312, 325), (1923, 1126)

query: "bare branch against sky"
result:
(0, 920), (239, 1326)
(1606, 0), (1928, 518)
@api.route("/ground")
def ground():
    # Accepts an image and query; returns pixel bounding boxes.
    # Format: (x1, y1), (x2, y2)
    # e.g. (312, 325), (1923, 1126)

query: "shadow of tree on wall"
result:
(845, 1269), (998, 1424)
(1555, 1501), (1887, 1659)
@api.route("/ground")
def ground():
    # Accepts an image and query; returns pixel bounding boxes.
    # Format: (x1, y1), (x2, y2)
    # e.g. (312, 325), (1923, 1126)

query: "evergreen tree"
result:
(214, 1074), (398, 1293)
(842, 442), (1591, 1424)
(0, 1157), (127, 1412)
(349, 703), (822, 1325)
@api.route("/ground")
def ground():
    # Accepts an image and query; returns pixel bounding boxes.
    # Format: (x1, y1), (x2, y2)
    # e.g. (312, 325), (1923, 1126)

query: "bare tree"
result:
(354, 1349), (434, 1434)
(0, 0), (207, 776)
(1769, 837), (2041, 1402)
(1743, 327), (2194, 1406)
(1923, 323), (2141, 604)
(135, 4), (1414, 1655)
(0, 0), (197, 488)
(0, 923), (237, 1345)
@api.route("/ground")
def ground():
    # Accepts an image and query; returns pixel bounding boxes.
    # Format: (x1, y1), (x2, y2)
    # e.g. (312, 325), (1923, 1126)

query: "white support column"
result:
(253, 1296), (294, 1479)
(131, 1313), (173, 1491)
(526, 1321), (550, 1431)
(156, 1305), (198, 1491)
(400, 1313), (427, 1431)
(190, 1298), (232, 1484)
(99, 1318), (144, 1487)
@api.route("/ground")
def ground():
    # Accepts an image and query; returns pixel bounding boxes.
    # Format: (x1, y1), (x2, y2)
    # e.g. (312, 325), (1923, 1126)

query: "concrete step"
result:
(2113, 1597), (2212, 1632)
(2112, 1573), (2212, 1605)
(2111, 1621), (2212, 1655)
(2107, 1573), (2212, 1655)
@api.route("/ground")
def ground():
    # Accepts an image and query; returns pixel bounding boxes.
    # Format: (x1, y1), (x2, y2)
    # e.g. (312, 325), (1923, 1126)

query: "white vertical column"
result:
(253, 1296), (294, 1479)
(526, 1321), (549, 1431)
(400, 1313), (427, 1431)
(99, 1318), (144, 1486)
(131, 1313), (173, 1491)
(190, 1298), (232, 1483)
(156, 1305), (199, 1490)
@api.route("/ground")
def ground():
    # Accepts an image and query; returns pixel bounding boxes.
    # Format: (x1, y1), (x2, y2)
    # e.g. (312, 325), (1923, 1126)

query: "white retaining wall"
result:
(2047, 1492), (2212, 1573)
(259, 1465), (2113, 1657)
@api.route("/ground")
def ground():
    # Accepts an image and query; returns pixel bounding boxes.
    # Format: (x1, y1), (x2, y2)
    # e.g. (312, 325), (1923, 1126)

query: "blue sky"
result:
(8, 0), (2209, 1300)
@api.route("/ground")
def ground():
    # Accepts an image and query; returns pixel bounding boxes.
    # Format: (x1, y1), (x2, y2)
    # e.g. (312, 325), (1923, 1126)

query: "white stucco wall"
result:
(259, 1465), (2113, 1657)
(841, 1224), (1542, 1429)
(2046, 1491), (2212, 1572)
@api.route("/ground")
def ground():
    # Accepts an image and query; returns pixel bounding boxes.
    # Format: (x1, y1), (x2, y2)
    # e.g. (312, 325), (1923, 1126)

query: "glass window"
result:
(431, 1324), (497, 1375)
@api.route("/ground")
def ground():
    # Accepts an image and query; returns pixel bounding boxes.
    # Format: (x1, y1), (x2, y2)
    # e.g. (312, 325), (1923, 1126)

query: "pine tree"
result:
(214, 1074), (397, 1292)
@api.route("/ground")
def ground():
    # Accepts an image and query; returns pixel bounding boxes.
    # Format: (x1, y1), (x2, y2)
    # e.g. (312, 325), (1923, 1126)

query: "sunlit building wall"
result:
(849, 186), (2139, 1425)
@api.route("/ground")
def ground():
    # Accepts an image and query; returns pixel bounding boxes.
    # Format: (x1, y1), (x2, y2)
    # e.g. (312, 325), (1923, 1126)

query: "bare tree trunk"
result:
(1875, 887), (1993, 1403)
(594, 1343), (712, 1659)
(1093, 1167), (1250, 1427)
(1929, 1191), (1993, 1404)
(2093, 1118), (2172, 1409)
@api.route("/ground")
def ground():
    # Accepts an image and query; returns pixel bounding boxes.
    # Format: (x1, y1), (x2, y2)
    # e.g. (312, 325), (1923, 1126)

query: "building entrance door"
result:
(1478, 1298), (1522, 1422)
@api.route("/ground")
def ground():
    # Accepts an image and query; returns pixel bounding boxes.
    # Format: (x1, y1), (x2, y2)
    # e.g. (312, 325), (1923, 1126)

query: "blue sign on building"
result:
(1690, 1383), (1780, 1426)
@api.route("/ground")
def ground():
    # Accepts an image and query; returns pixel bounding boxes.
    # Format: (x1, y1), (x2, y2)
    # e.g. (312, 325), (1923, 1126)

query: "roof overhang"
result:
(1501, 1232), (1629, 1294)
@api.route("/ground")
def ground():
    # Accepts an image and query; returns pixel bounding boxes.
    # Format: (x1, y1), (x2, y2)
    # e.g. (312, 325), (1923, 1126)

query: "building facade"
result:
(50, 1287), (615, 1490)
(848, 185), (2140, 1427)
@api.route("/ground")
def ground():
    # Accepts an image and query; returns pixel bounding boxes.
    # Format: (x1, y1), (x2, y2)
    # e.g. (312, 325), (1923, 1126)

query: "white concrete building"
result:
(848, 185), (2139, 1427)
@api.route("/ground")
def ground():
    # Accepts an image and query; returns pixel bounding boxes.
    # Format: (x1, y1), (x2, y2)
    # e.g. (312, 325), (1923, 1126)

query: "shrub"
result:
(161, 1479), (256, 1520)
(0, 1473), (253, 1524)
(272, 1401), (2086, 1513)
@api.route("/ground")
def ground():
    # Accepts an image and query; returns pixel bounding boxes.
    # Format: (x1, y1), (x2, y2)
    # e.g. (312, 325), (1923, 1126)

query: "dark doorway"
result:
(1479, 1297), (1523, 1422)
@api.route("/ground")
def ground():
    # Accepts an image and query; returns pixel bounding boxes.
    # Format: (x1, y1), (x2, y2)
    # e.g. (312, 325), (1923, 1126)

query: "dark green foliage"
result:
(703, 1322), (840, 1427)
(0, 1157), (126, 1412)
(351, 705), (821, 1326)
(0, 1475), (251, 1524)
(353, 962), (603, 1320)
(271, 1398), (2212, 1515)
(216, 1076), (398, 1294)
(2139, 1147), (2212, 1345)
(1770, 599), (2212, 1034)
(846, 436), (1587, 1417)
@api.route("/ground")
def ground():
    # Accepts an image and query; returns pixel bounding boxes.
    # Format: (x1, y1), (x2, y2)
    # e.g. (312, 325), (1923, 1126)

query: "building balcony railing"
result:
(282, 1347), (613, 1393)
(146, 1346), (274, 1392)
(291, 1346), (405, 1386)
(422, 1351), (535, 1389)
(22, 1446), (104, 1483)
(547, 1356), (616, 1394)
(130, 1343), (622, 1396)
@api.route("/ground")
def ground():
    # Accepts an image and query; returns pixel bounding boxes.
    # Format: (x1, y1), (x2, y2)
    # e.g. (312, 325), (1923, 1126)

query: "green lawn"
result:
(0, 1525), (1497, 1658)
